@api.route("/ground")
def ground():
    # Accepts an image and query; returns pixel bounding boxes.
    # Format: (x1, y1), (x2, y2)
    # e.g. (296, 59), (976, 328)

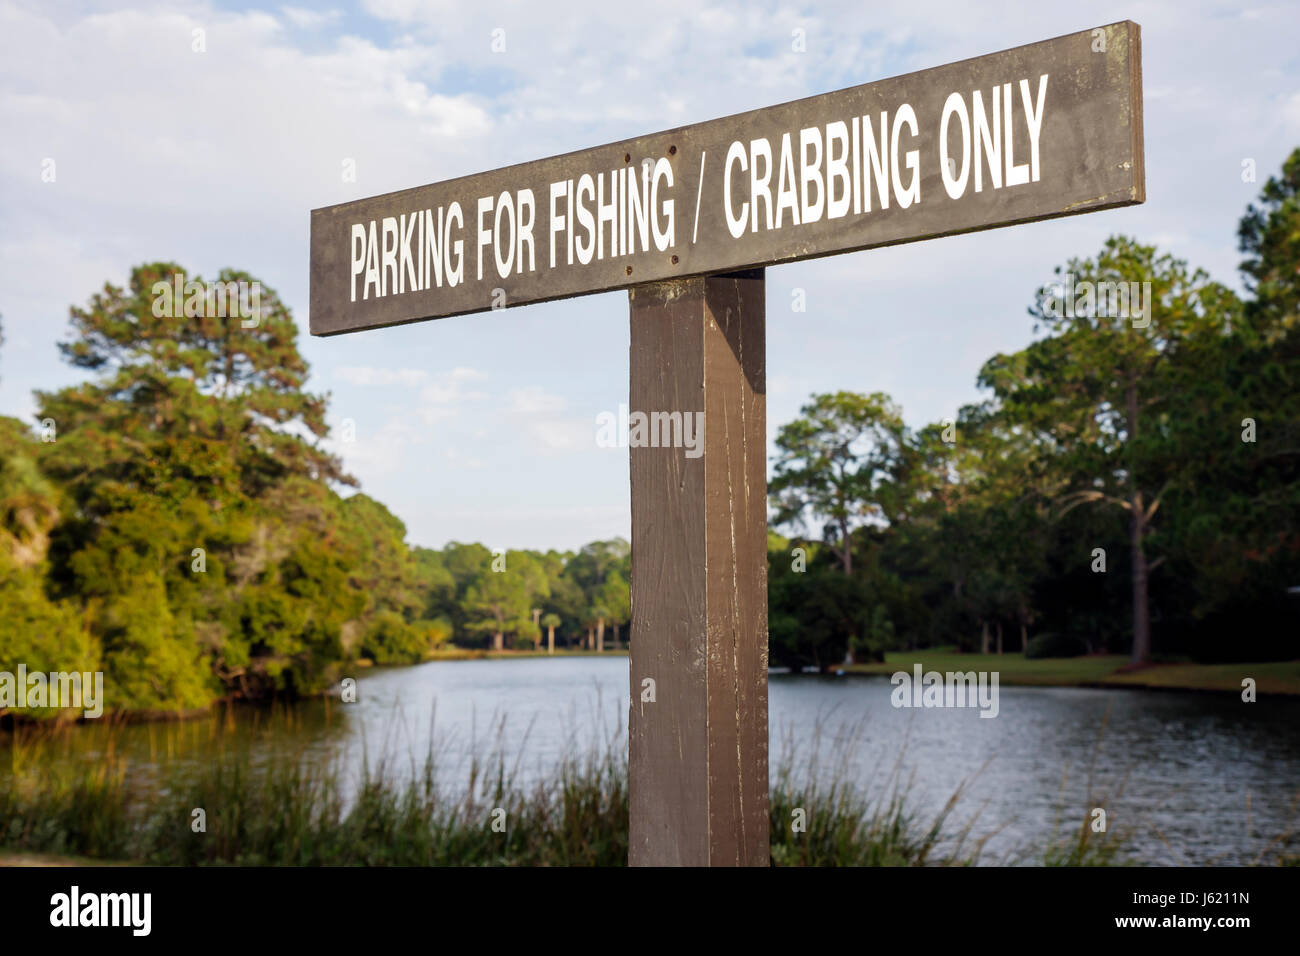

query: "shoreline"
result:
(841, 653), (1300, 697)
(0, 648), (632, 727)
(4, 650), (1295, 728)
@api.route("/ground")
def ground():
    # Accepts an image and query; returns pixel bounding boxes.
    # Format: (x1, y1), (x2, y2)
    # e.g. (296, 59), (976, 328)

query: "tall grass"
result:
(1, 729), (131, 859)
(768, 716), (994, 866)
(2, 710), (633, 866)
(0, 707), (1142, 867)
(1034, 706), (1133, 866)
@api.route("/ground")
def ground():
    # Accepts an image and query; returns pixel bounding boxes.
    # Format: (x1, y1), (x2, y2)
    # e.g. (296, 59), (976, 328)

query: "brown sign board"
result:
(310, 21), (1142, 336)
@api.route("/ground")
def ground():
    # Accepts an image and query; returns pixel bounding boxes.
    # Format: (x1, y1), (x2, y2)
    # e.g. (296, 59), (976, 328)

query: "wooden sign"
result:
(310, 21), (1142, 336)
(309, 22), (1144, 868)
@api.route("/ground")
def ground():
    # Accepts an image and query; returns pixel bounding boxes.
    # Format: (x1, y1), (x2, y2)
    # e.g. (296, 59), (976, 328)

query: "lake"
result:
(8, 655), (1299, 865)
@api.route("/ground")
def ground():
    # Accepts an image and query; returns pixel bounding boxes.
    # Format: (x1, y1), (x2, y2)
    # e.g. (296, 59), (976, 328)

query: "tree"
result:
(24, 263), (374, 711)
(508, 551), (550, 650)
(0, 415), (95, 720)
(563, 539), (629, 651)
(771, 392), (907, 664)
(596, 569), (630, 650)
(988, 237), (1237, 663)
(463, 571), (527, 650)
(771, 391), (906, 576)
(541, 612), (561, 654)
(412, 546), (457, 630)
(545, 574), (587, 650)
(50, 263), (348, 492)
(1239, 147), (1300, 339)
(768, 534), (872, 670)
(461, 550), (549, 651)
(1157, 147), (1300, 658)
(341, 495), (426, 662)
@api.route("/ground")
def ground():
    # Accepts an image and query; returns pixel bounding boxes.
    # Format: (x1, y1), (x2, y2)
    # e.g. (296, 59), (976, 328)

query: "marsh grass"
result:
(768, 714), (996, 866)
(1, 735), (131, 859)
(1034, 707), (1134, 866)
(3, 705), (632, 866)
(0, 704), (1161, 867)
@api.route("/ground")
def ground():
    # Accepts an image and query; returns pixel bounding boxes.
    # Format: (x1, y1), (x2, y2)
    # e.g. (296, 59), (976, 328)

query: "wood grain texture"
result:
(628, 271), (768, 867)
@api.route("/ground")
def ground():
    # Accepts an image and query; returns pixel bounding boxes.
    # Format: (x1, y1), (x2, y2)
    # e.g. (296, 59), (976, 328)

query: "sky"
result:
(2, 0), (1298, 553)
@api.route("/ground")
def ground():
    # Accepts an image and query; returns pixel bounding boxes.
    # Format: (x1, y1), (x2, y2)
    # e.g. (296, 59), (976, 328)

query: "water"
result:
(7, 656), (1299, 865)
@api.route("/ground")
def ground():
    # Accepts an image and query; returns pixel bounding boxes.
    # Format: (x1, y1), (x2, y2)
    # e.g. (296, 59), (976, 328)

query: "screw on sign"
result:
(309, 21), (1144, 867)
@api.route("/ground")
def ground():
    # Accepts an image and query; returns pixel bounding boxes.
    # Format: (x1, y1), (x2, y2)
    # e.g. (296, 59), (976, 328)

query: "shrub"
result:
(1024, 633), (1090, 659)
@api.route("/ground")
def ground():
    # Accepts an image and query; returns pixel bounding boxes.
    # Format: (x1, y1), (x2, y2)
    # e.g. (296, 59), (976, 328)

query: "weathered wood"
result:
(310, 22), (1143, 336)
(305, 18), (1146, 870)
(628, 270), (768, 866)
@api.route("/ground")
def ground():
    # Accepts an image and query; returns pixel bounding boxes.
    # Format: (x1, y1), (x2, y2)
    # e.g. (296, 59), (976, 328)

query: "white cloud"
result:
(527, 419), (591, 455)
(443, 446), (485, 468)
(1285, 90), (1300, 135)
(327, 416), (422, 478)
(407, 367), (489, 425)
(507, 386), (566, 414)
(418, 367), (488, 405)
(3, 0), (1298, 553)
(281, 6), (341, 29)
(336, 366), (427, 386)
(417, 406), (456, 425)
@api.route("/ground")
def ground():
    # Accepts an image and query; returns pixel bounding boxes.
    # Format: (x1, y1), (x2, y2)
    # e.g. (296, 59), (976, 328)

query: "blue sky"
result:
(2, 0), (1298, 551)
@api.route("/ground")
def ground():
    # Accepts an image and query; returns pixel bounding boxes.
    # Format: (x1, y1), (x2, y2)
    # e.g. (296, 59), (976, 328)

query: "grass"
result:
(767, 718), (996, 866)
(1, 714), (634, 866)
(6, 704), (1290, 867)
(1034, 708), (1135, 867)
(0, 713), (1119, 867)
(845, 650), (1300, 695)
(1102, 660), (1300, 694)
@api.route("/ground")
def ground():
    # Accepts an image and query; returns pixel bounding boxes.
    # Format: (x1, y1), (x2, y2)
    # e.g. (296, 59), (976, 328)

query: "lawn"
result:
(845, 651), (1300, 695)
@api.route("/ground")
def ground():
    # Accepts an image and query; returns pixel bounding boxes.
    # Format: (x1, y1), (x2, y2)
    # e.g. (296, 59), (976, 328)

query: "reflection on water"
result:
(6, 656), (1298, 865)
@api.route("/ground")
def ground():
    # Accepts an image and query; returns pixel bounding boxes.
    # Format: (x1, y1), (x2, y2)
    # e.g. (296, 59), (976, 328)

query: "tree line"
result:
(768, 150), (1300, 671)
(0, 250), (637, 716)
(1, 150), (1296, 716)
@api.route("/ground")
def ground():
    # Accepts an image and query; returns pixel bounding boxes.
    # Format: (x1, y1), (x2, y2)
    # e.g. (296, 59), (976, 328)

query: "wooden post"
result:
(628, 270), (769, 867)
(307, 16), (1143, 871)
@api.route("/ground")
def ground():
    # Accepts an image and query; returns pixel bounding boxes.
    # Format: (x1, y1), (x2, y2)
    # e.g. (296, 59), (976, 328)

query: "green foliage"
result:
(1, 716), (1012, 867)
(1239, 147), (1300, 338)
(1, 265), (422, 717)
(5, 150), (1300, 717)
(0, 417), (92, 709)
(769, 538), (876, 670)
(462, 553), (537, 650)
(767, 152), (1300, 666)
(771, 391), (906, 575)
(360, 610), (426, 664)
(1024, 633), (1090, 660)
